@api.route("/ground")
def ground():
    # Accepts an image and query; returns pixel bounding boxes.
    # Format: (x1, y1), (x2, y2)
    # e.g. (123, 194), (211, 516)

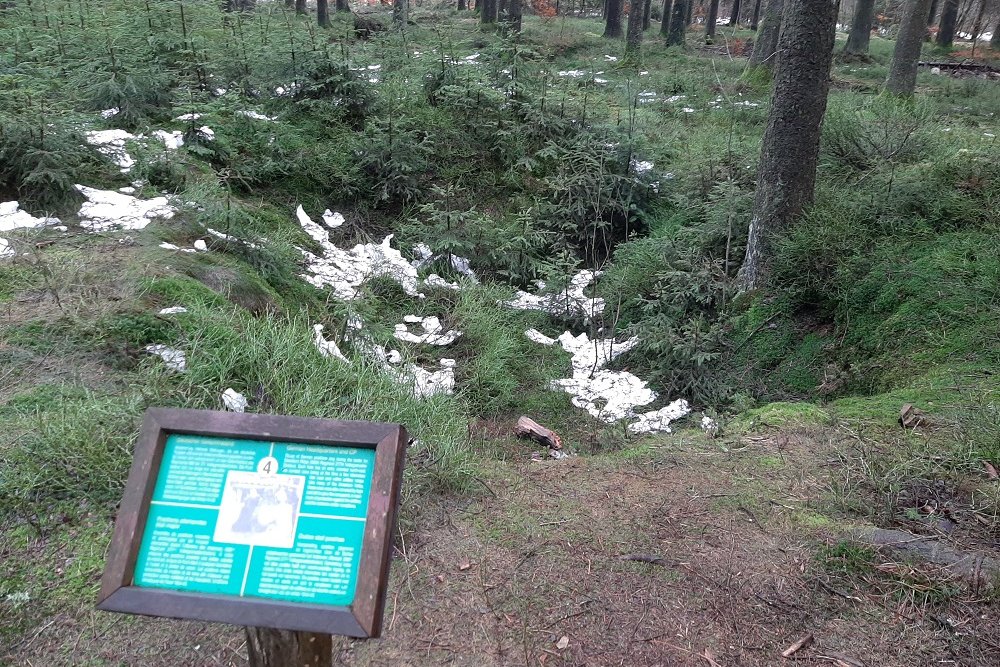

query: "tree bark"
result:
(992, 18), (1000, 49)
(935, 0), (958, 45)
(738, 0), (837, 291)
(748, 0), (783, 66)
(750, 0), (761, 28)
(706, 0), (720, 38)
(729, 0), (741, 24)
(481, 0), (496, 23)
(505, 0), (522, 32)
(643, 0), (652, 30)
(660, 0), (672, 34)
(392, 0), (406, 26)
(335, 0), (350, 11)
(458, 0), (466, 9)
(626, 0), (645, 54)
(685, 0), (693, 24)
(295, 0), (306, 14)
(667, 0), (687, 43)
(604, 0), (624, 36)
(843, 0), (875, 54)
(317, 0), (330, 25)
(245, 629), (332, 667)
(886, 0), (934, 95)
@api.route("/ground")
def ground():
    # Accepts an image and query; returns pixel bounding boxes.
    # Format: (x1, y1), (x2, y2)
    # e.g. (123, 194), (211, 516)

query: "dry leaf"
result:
(556, 636), (569, 650)
(983, 460), (998, 480)
(458, 558), (471, 571)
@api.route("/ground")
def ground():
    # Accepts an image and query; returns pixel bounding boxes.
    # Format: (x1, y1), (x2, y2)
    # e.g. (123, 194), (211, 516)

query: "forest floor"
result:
(5, 417), (1000, 666)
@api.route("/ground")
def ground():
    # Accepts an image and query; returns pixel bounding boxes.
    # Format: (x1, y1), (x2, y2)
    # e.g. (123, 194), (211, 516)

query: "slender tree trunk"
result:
(393, 0), (406, 26)
(643, 0), (652, 30)
(738, 0), (837, 291)
(685, 0), (693, 23)
(924, 0), (938, 39)
(626, 0), (644, 53)
(843, 0), (875, 54)
(245, 629), (332, 667)
(317, 0), (330, 25)
(935, 0), (958, 45)
(335, 0), (349, 11)
(667, 0), (687, 43)
(886, 0), (934, 95)
(706, 0), (720, 38)
(497, 0), (508, 22)
(660, 0), (672, 34)
(992, 18), (1000, 49)
(506, 0), (522, 32)
(295, 0), (306, 14)
(458, 0), (466, 9)
(750, 0), (761, 27)
(604, 0), (625, 35)
(748, 0), (783, 65)
(729, 0), (741, 24)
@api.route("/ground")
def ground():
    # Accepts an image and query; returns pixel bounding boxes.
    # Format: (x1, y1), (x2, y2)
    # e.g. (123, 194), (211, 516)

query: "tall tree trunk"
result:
(506, 0), (522, 32)
(317, 0), (330, 25)
(935, 0), (958, 45)
(458, 0), (466, 9)
(729, 0), (741, 23)
(843, 0), (875, 54)
(481, 0), (496, 23)
(685, 0), (694, 24)
(497, 0), (508, 22)
(393, 0), (406, 26)
(924, 0), (938, 39)
(643, 0), (652, 30)
(245, 629), (332, 667)
(667, 0), (687, 43)
(295, 0), (306, 14)
(750, 0), (761, 27)
(738, 0), (837, 291)
(660, 0), (672, 34)
(335, 0), (349, 11)
(992, 18), (1000, 49)
(748, 0), (783, 65)
(706, 0), (720, 38)
(626, 0), (645, 53)
(886, 0), (934, 95)
(604, 0), (625, 35)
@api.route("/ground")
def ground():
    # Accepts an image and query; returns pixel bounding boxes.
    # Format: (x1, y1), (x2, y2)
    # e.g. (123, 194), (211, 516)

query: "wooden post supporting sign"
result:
(97, 409), (407, 666)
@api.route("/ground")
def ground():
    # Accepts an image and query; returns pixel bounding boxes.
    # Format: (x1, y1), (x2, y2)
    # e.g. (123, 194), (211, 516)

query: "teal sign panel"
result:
(133, 434), (375, 607)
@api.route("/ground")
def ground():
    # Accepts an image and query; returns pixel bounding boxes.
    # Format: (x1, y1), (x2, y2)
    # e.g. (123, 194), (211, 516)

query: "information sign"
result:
(97, 409), (407, 638)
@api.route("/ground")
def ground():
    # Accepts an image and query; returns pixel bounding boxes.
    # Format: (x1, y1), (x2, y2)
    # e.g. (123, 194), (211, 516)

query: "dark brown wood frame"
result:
(97, 408), (407, 638)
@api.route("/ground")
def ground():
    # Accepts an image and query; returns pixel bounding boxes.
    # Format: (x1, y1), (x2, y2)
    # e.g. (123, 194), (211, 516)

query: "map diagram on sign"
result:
(214, 471), (304, 549)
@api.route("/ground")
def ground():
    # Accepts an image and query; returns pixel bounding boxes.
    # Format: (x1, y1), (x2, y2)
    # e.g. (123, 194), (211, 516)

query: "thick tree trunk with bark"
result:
(481, 0), (496, 24)
(843, 0), (875, 54)
(992, 19), (1000, 49)
(750, 0), (761, 28)
(886, 0), (934, 95)
(604, 0), (624, 35)
(458, 0), (466, 9)
(295, 0), (306, 14)
(626, 0), (645, 54)
(505, 0), (522, 32)
(748, 0), (783, 66)
(245, 629), (332, 667)
(660, 0), (671, 35)
(685, 0), (693, 24)
(335, 0), (350, 11)
(643, 0), (652, 30)
(738, 0), (837, 291)
(729, 0), (741, 24)
(935, 0), (958, 45)
(317, 0), (330, 25)
(706, 0), (720, 39)
(667, 0), (687, 43)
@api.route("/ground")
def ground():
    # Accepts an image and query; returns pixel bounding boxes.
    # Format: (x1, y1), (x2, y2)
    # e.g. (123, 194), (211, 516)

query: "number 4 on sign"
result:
(258, 457), (278, 475)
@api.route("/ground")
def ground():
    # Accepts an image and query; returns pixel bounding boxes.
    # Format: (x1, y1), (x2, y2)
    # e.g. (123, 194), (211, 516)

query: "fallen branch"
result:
(514, 416), (562, 450)
(781, 633), (813, 657)
(620, 554), (674, 567)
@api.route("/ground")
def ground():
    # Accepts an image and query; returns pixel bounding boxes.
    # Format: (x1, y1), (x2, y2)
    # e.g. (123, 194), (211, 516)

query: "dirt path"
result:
(7, 425), (997, 666)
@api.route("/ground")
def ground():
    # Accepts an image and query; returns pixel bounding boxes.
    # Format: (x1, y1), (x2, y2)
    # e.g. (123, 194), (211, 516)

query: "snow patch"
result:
(145, 344), (186, 372)
(76, 185), (176, 232)
(313, 324), (350, 362)
(85, 129), (138, 172)
(158, 306), (188, 315)
(394, 316), (462, 345)
(222, 388), (249, 412)
(0, 201), (61, 231)
(628, 400), (691, 434)
(503, 270), (604, 320)
(237, 110), (276, 121)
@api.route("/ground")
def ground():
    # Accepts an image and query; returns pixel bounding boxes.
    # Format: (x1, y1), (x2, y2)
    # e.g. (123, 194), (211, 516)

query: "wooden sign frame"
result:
(97, 408), (407, 638)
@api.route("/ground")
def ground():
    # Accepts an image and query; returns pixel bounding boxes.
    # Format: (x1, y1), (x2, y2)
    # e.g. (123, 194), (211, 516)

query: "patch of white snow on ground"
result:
(503, 270), (604, 320)
(313, 324), (350, 362)
(394, 316), (462, 345)
(404, 359), (456, 398)
(76, 185), (176, 232)
(525, 328), (691, 432)
(152, 130), (185, 150)
(222, 388), (249, 412)
(85, 129), (138, 172)
(0, 238), (13, 259)
(145, 344), (186, 372)
(1, 201), (61, 231)
(237, 110), (277, 121)
(158, 306), (188, 315)
(176, 113), (203, 121)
